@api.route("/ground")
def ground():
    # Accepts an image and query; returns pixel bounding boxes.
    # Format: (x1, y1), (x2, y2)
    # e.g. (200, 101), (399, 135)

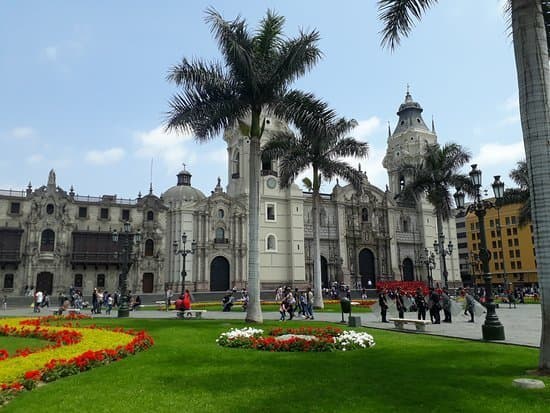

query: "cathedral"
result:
(0, 93), (459, 296)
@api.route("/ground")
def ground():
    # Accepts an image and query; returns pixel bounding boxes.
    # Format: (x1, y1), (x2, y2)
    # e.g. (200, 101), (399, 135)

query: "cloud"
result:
(502, 95), (519, 112)
(26, 154), (44, 164)
(354, 117), (381, 140)
(85, 147), (125, 165)
(42, 46), (58, 62)
(472, 141), (524, 167)
(11, 127), (35, 139)
(134, 126), (195, 171)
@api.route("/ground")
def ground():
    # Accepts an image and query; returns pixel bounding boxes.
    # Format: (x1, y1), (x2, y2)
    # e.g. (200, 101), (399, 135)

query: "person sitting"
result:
(222, 292), (234, 312)
(131, 295), (142, 311)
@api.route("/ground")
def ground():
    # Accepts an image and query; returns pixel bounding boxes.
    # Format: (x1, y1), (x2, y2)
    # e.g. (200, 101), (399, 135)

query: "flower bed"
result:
(0, 316), (154, 405)
(216, 326), (375, 352)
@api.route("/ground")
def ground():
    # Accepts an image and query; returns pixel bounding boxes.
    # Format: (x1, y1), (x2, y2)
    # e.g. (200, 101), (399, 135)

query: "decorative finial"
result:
(27, 181), (32, 189)
(149, 182), (153, 195)
(406, 83), (410, 94)
(182, 162), (187, 171)
(431, 116), (436, 133)
(137, 191), (142, 200)
(387, 121), (391, 138)
(358, 163), (362, 172)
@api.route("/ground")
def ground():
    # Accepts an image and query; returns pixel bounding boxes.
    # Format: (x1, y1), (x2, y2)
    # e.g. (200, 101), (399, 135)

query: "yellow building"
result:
(465, 199), (537, 287)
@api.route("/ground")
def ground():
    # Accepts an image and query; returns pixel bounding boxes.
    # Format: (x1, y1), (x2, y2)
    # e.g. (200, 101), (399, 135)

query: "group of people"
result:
(32, 290), (49, 312)
(278, 287), (314, 321)
(377, 286), (456, 324)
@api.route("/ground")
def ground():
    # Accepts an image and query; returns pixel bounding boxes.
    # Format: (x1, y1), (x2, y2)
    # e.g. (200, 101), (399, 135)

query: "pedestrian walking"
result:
(378, 289), (389, 323)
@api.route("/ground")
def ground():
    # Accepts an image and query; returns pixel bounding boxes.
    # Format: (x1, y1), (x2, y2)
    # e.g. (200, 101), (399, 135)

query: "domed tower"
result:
(382, 90), (459, 287)
(383, 89), (437, 195)
(162, 166), (206, 290)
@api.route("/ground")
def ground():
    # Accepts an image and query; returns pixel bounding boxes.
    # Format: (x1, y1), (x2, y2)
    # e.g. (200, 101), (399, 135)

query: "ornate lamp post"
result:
(420, 248), (436, 288)
(433, 236), (453, 289)
(454, 165), (505, 340)
(112, 222), (141, 318)
(173, 233), (197, 293)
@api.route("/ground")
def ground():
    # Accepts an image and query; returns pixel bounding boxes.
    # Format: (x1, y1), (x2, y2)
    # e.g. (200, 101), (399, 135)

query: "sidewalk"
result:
(0, 303), (541, 347)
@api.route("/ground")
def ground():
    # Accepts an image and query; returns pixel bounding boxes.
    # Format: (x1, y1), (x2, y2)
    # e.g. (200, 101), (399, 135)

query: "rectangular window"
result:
(492, 241), (497, 249)
(498, 240), (502, 248)
(122, 209), (130, 221)
(74, 274), (83, 288)
(490, 230), (495, 238)
(470, 223), (475, 231)
(507, 228), (512, 236)
(512, 227), (518, 235)
(499, 251), (503, 259)
(517, 261), (522, 269)
(511, 261), (516, 269)
(471, 234), (476, 241)
(78, 207), (87, 218)
(100, 208), (109, 220)
(505, 217), (510, 226)
(456, 221), (466, 228)
(492, 251), (498, 260)
(508, 239), (513, 247)
(511, 216), (517, 225)
(266, 203), (276, 222)
(3, 274), (14, 289)
(457, 242), (468, 249)
(96, 274), (105, 288)
(509, 250), (515, 258)
(9, 202), (20, 214)
(489, 219), (494, 228)
(515, 249), (520, 258)
(514, 238), (519, 246)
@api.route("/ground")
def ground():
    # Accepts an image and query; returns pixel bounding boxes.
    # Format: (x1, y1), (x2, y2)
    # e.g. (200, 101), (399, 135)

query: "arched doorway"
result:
(359, 249), (376, 288)
(210, 256), (230, 291)
(320, 256), (329, 288)
(36, 272), (53, 295)
(402, 258), (414, 281)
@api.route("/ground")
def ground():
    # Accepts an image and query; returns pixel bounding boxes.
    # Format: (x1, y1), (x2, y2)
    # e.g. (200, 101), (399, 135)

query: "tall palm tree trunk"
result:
(312, 186), (324, 309)
(246, 111), (263, 323)
(435, 212), (447, 288)
(512, 0), (550, 370)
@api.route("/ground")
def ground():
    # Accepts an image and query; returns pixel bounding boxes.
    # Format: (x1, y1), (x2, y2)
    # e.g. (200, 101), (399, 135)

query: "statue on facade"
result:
(48, 169), (56, 187)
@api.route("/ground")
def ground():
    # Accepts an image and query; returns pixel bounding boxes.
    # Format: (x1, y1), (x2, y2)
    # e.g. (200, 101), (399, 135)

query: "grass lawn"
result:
(0, 336), (47, 356)
(2, 318), (549, 413)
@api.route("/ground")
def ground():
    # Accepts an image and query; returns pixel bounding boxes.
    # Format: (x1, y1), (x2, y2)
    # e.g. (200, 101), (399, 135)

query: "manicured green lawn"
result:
(0, 336), (47, 356)
(3, 318), (549, 413)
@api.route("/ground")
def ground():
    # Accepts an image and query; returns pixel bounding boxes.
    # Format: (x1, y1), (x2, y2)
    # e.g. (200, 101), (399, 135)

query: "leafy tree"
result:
(397, 143), (471, 288)
(503, 160), (530, 226)
(262, 95), (368, 308)
(165, 8), (322, 323)
(378, 0), (550, 372)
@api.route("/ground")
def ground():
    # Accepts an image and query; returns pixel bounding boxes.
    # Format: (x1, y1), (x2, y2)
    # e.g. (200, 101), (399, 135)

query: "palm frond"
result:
(326, 136), (369, 159)
(378, 0), (438, 50)
(204, 7), (255, 87)
(254, 10), (285, 57)
(317, 159), (365, 192)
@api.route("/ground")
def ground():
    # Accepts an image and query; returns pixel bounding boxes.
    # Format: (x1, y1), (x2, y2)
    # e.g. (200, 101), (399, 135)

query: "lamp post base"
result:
(481, 302), (505, 340)
(118, 308), (130, 318)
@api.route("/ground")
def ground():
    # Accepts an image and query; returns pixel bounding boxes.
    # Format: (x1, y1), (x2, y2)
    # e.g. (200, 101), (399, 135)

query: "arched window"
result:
(40, 229), (55, 252)
(402, 218), (409, 233)
(145, 239), (154, 257)
(399, 175), (406, 192)
(46, 204), (54, 215)
(147, 211), (154, 221)
(232, 151), (240, 177)
(361, 207), (369, 222)
(215, 227), (225, 241)
(266, 234), (277, 251)
(218, 209), (224, 219)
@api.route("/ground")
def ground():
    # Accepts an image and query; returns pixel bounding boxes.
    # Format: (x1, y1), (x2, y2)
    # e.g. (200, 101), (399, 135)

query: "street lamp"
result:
(433, 236), (453, 289)
(454, 165), (505, 340)
(420, 248), (436, 288)
(173, 233), (197, 293)
(112, 222), (142, 318)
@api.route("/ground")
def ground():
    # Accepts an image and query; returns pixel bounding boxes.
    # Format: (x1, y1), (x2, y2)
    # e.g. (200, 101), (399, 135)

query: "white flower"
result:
(333, 330), (375, 349)
(217, 327), (264, 342)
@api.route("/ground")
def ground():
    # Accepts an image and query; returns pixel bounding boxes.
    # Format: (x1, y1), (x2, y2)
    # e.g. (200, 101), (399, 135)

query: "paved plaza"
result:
(1, 301), (541, 348)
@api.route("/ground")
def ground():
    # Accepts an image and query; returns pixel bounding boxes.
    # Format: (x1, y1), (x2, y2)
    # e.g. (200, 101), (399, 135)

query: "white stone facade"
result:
(0, 93), (460, 296)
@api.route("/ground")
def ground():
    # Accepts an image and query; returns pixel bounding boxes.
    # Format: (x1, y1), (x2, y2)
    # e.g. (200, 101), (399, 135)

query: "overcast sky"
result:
(0, 0), (522, 199)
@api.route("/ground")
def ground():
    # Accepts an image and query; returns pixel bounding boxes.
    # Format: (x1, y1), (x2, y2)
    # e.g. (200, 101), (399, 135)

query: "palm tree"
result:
(378, 0), (550, 374)
(262, 95), (368, 309)
(503, 160), (530, 226)
(165, 8), (322, 323)
(397, 143), (471, 288)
